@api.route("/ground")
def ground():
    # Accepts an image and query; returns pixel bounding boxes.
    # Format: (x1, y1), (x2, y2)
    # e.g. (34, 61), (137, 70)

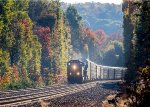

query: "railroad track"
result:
(0, 80), (121, 107)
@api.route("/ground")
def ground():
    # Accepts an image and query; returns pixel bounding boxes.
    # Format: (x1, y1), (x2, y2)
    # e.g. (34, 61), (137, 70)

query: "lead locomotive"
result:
(67, 60), (88, 83)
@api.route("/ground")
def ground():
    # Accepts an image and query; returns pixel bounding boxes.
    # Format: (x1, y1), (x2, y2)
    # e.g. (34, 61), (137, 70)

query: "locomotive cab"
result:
(67, 60), (84, 83)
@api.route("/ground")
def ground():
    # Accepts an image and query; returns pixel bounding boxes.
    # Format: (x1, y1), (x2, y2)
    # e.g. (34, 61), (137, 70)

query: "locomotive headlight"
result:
(77, 72), (80, 76)
(72, 64), (77, 70)
(68, 63), (71, 66)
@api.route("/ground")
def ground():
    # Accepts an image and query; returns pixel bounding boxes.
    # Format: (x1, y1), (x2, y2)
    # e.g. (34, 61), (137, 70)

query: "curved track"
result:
(0, 80), (121, 107)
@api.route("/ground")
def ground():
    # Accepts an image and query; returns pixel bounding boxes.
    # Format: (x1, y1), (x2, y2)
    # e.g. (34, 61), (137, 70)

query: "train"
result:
(67, 60), (85, 83)
(67, 59), (127, 84)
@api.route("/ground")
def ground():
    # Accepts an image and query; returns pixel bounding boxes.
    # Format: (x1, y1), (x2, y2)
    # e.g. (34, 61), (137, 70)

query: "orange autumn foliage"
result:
(82, 27), (106, 46)
(12, 65), (20, 81)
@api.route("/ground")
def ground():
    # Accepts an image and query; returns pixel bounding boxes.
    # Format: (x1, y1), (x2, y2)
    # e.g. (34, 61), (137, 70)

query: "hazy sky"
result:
(60, 0), (123, 4)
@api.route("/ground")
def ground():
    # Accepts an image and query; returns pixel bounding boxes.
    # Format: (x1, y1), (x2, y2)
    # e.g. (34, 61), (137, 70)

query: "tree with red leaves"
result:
(34, 26), (52, 85)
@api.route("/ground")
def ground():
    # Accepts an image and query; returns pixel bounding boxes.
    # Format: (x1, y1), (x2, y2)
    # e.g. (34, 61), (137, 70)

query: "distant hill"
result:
(61, 2), (123, 35)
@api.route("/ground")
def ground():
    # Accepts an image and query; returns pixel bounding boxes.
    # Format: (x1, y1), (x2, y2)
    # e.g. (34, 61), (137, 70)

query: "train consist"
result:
(67, 59), (127, 83)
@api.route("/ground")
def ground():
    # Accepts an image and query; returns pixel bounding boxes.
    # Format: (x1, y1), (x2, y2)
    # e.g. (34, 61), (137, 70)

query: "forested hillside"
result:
(0, 0), (149, 106)
(62, 2), (125, 67)
(0, 0), (69, 90)
(0, 0), (125, 91)
(61, 2), (123, 35)
(65, 5), (125, 67)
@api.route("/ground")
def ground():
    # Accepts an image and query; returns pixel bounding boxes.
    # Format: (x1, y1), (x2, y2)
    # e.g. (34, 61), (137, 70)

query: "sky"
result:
(60, 0), (123, 4)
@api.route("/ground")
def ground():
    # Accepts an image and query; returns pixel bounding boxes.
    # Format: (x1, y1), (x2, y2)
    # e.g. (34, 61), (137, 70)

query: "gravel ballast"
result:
(42, 82), (120, 107)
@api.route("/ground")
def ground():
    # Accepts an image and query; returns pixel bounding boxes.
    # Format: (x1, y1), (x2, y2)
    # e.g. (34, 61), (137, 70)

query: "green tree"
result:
(122, 0), (150, 106)
(30, 0), (69, 85)
(122, 0), (136, 82)
(66, 6), (83, 52)
(0, 0), (43, 89)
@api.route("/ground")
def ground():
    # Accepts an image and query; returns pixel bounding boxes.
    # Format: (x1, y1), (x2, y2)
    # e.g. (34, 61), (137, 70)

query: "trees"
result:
(81, 27), (124, 66)
(122, 0), (136, 82)
(66, 6), (83, 52)
(0, 0), (70, 90)
(34, 27), (52, 85)
(123, 0), (150, 82)
(62, 2), (123, 35)
(30, 0), (69, 85)
(0, 0), (43, 90)
(122, 0), (150, 106)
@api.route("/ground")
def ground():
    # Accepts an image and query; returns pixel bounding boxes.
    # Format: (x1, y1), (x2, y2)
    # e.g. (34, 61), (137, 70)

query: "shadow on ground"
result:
(100, 82), (121, 91)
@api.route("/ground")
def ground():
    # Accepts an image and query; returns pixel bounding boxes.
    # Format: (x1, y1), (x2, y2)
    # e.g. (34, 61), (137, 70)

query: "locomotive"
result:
(67, 60), (87, 83)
